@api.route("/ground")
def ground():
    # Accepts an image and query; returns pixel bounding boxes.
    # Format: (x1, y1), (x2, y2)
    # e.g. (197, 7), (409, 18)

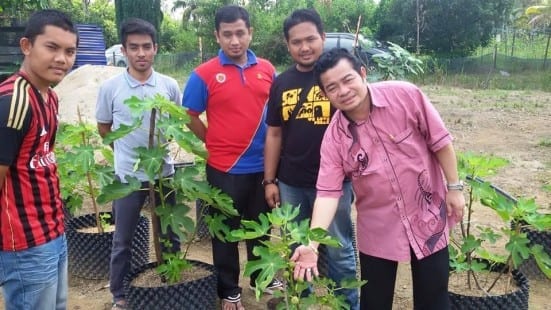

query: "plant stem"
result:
(148, 108), (163, 264)
(76, 106), (103, 234)
(182, 200), (206, 258)
(487, 255), (512, 292)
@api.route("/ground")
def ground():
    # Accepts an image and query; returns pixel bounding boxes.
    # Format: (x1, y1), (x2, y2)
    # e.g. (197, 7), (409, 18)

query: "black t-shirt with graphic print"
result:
(266, 66), (335, 187)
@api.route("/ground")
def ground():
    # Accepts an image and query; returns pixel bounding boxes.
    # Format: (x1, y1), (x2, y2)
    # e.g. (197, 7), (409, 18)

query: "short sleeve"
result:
(0, 94), (31, 165)
(182, 71), (208, 113)
(316, 124), (346, 198)
(95, 82), (113, 124)
(170, 79), (182, 106)
(414, 86), (451, 152)
(266, 81), (282, 127)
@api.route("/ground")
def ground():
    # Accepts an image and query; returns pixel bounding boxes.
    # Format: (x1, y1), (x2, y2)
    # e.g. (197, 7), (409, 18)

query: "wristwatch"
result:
(447, 181), (464, 191)
(261, 178), (279, 187)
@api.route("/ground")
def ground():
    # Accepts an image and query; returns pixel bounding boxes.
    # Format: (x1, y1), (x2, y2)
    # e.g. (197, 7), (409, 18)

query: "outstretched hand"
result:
(290, 245), (319, 282)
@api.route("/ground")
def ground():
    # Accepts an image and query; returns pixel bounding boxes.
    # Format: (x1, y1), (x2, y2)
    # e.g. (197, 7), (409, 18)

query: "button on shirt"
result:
(317, 81), (455, 261)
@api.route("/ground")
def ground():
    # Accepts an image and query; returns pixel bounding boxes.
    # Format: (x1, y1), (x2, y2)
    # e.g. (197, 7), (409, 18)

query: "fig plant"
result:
(56, 107), (114, 233)
(96, 94), (237, 282)
(230, 203), (365, 310)
(450, 152), (551, 294)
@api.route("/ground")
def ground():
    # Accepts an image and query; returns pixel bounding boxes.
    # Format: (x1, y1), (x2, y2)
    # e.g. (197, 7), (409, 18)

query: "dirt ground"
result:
(2, 67), (550, 309)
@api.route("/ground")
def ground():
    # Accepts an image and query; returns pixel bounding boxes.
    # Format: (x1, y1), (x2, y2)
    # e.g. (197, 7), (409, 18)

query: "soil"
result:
(2, 66), (550, 309)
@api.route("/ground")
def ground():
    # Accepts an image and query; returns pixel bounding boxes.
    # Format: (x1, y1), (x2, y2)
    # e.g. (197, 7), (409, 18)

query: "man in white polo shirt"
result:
(95, 18), (181, 310)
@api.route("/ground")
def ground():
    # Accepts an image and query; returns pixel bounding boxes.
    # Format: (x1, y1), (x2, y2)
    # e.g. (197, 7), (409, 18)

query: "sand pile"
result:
(54, 64), (195, 163)
(55, 65), (126, 123)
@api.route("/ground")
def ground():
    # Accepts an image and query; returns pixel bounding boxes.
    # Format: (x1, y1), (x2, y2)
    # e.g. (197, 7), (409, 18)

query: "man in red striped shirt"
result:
(0, 9), (78, 310)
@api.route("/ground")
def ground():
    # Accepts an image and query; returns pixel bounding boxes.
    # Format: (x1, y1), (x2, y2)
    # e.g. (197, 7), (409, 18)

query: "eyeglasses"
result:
(347, 122), (369, 177)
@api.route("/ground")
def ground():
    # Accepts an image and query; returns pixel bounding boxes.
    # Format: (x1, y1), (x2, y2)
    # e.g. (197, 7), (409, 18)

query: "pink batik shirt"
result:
(317, 81), (454, 262)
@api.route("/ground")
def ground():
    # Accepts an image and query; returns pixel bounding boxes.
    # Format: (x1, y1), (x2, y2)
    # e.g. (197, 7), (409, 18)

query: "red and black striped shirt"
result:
(0, 72), (64, 251)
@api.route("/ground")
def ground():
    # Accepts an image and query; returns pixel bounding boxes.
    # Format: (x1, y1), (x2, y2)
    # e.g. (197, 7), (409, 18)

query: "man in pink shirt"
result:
(291, 48), (465, 309)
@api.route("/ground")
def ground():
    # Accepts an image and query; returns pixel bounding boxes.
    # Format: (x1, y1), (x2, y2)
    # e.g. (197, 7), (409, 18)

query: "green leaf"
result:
(308, 227), (340, 248)
(461, 234), (483, 254)
(70, 145), (95, 173)
(155, 203), (193, 242)
(102, 119), (141, 145)
(96, 176), (142, 204)
(243, 246), (287, 300)
(205, 214), (232, 242)
(531, 245), (551, 279)
(135, 146), (168, 182)
(505, 232), (531, 268)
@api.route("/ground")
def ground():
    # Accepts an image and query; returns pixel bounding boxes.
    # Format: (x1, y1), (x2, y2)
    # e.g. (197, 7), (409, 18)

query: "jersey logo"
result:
(215, 73), (226, 83)
(40, 127), (47, 137)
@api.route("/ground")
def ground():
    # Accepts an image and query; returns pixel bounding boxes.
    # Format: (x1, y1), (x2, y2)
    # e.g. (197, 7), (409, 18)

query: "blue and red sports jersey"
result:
(183, 50), (275, 174)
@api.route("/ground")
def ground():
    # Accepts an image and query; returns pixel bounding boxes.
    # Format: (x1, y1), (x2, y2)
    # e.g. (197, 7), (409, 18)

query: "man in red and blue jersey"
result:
(0, 9), (78, 310)
(182, 5), (281, 310)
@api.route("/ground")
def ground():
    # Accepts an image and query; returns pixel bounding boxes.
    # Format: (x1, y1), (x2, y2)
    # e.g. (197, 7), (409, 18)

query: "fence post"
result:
(544, 32), (550, 70)
(493, 44), (498, 70)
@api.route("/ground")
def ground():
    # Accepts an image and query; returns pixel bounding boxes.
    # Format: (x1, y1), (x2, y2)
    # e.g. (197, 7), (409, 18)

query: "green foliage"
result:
(450, 152), (551, 293)
(159, 16), (198, 53)
(156, 252), (193, 284)
(97, 94), (236, 285)
(369, 42), (424, 81)
(114, 0), (162, 41)
(0, 0), (48, 23)
(314, 0), (377, 33)
(99, 212), (112, 231)
(48, 0), (118, 47)
(56, 120), (114, 216)
(230, 203), (365, 309)
(538, 138), (551, 147)
(375, 0), (515, 57)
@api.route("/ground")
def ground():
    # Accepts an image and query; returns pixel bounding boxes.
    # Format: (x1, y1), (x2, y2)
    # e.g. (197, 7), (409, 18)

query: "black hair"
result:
(23, 9), (78, 45)
(283, 9), (324, 41)
(314, 48), (363, 91)
(120, 18), (157, 47)
(214, 5), (250, 31)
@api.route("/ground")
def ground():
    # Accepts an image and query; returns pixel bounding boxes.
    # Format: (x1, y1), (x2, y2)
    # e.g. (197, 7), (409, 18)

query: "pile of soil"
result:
(55, 65), (126, 124)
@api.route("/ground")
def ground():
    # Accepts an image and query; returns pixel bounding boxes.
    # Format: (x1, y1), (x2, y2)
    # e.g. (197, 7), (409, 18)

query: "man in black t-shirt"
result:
(263, 9), (359, 309)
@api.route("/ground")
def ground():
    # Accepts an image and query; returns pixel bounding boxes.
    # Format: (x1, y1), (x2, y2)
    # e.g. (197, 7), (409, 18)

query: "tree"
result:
(526, 2), (551, 28)
(375, 0), (515, 57)
(49, 0), (118, 47)
(114, 0), (162, 40)
(0, 0), (50, 25)
(171, 0), (200, 29)
(526, 2), (551, 67)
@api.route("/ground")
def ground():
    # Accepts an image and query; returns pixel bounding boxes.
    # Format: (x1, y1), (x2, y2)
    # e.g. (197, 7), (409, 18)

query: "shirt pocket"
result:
(391, 127), (422, 159)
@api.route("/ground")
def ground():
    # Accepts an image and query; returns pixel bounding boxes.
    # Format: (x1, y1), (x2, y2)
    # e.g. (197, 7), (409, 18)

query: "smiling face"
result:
(20, 25), (78, 92)
(319, 58), (370, 121)
(122, 33), (157, 77)
(286, 21), (325, 72)
(215, 19), (252, 66)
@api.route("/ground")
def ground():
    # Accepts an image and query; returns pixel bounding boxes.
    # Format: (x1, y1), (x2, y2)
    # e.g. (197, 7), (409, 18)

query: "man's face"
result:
(122, 34), (157, 73)
(215, 19), (252, 64)
(286, 22), (325, 71)
(320, 58), (368, 113)
(21, 25), (77, 88)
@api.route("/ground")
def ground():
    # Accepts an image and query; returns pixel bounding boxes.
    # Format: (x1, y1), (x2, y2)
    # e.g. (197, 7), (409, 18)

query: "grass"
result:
(413, 70), (551, 92)
(476, 32), (550, 60)
(539, 138), (551, 148)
